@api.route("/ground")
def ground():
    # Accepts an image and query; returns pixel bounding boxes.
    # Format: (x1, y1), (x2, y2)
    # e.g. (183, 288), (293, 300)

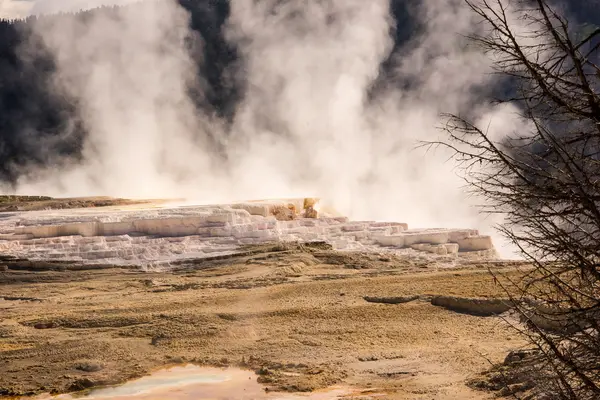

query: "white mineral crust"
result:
(0, 199), (495, 267)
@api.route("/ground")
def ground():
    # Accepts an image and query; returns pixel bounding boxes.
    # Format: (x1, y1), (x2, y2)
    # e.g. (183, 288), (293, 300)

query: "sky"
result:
(0, 0), (136, 19)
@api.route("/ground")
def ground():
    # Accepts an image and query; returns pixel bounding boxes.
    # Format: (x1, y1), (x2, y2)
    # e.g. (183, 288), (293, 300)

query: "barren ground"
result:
(0, 242), (527, 399)
(0, 196), (173, 212)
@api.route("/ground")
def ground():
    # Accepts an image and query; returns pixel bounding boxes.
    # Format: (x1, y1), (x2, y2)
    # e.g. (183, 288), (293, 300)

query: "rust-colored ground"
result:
(0, 243), (527, 399)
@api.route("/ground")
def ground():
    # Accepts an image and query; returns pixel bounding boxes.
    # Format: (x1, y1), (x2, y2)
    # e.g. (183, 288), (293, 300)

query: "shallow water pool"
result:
(32, 365), (353, 400)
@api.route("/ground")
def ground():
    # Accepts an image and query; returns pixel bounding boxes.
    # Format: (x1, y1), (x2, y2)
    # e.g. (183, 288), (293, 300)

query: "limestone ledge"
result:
(0, 200), (495, 265)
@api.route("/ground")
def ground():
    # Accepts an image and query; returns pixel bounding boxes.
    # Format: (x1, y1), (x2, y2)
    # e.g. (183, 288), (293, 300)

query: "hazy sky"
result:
(0, 0), (136, 19)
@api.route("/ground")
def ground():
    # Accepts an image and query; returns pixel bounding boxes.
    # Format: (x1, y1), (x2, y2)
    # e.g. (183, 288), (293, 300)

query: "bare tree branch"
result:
(430, 1), (600, 398)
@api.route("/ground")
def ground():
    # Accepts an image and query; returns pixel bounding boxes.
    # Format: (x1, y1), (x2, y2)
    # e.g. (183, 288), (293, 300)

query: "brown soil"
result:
(0, 196), (173, 212)
(0, 243), (528, 399)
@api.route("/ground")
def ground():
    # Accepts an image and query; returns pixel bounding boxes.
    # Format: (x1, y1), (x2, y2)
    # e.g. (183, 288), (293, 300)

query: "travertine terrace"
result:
(0, 198), (495, 266)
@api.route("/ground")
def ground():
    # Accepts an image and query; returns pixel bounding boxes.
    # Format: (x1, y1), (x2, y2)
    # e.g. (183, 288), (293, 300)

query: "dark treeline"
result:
(0, 0), (596, 186)
(0, 0), (242, 183)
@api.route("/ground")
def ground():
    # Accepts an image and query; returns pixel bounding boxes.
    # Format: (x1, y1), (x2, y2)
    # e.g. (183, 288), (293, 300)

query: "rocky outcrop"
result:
(363, 295), (421, 304)
(363, 294), (513, 316)
(430, 296), (513, 316)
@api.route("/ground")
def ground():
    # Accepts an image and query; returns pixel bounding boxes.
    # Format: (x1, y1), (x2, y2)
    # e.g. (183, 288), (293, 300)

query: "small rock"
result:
(34, 322), (56, 329)
(151, 334), (169, 346)
(68, 378), (95, 391)
(358, 355), (379, 362)
(75, 362), (103, 372)
(504, 349), (537, 364)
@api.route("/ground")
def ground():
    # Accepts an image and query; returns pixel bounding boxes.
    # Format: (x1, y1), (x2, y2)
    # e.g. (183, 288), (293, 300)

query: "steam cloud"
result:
(9, 0), (533, 257)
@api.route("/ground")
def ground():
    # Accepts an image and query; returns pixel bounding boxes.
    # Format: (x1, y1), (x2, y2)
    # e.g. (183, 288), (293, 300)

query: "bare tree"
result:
(430, 0), (600, 398)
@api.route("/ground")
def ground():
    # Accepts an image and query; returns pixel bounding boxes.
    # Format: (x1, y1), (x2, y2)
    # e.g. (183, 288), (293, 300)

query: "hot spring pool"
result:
(30, 365), (354, 400)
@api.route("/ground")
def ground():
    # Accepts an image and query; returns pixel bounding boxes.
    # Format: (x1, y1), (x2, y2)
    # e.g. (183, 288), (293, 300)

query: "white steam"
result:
(10, 0), (534, 257)
(18, 0), (223, 198)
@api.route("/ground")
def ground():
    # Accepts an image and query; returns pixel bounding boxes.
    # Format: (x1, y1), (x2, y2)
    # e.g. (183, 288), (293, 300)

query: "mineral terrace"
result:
(0, 198), (495, 265)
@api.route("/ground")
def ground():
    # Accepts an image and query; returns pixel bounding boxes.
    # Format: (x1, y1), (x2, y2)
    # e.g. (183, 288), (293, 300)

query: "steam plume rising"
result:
(11, 0), (532, 255)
